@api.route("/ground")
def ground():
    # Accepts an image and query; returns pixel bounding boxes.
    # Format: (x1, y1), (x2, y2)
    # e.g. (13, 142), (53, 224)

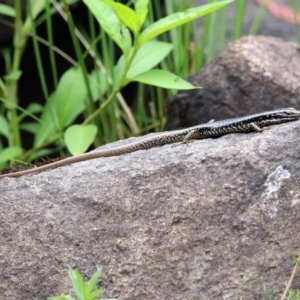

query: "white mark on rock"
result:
(261, 166), (291, 218)
(262, 166), (290, 199)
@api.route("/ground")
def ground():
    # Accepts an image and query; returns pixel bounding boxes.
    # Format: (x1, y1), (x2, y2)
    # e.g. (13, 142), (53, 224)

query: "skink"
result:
(1, 107), (299, 178)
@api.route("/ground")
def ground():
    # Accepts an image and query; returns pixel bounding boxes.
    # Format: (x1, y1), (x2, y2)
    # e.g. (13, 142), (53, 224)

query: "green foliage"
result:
(125, 40), (173, 79)
(129, 69), (197, 89)
(286, 290), (300, 300)
(0, 3), (16, 17)
(65, 125), (98, 155)
(83, 0), (132, 57)
(0, 0), (234, 168)
(48, 266), (117, 300)
(34, 67), (87, 148)
(138, 0), (233, 45)
(0, 146), (23, 163)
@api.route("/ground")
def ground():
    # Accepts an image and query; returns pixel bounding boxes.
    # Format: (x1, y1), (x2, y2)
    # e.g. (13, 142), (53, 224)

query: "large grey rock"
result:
(1, 120), (300, 299)
(166, 35), (300, 130)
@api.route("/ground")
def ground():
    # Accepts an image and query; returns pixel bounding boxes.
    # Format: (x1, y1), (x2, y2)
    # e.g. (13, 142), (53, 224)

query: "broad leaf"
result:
(25, 103), (43, 114)
(0, 115), (9, 138)
(20, 122), (39, 134)
(101, 0), (141, 34)
(113, 56), (126, 90)
(0, 146), (23, 163)
(23, 0), (47, 34)
(89, 69), (110, 100)
(35, 68), (86, 147)
(129, 69), (198, 90)
(135, 0), (149, 25)
(28, 0), (46, 19)
(65, 125), (98, 155)
(0, 4), (15, 17)
(126, 41), (173, 79)
(83, 0), (131, 56)
(4, 70), (22, 81)
(138, 0), (234, 45)
(55, 68), (87, 128)
(34, 93), (60, 148)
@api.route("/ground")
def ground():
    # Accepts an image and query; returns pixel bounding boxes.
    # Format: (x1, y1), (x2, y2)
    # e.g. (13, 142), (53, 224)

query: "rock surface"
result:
(166, 35), (300, 130)
(1, 120), (300, 299)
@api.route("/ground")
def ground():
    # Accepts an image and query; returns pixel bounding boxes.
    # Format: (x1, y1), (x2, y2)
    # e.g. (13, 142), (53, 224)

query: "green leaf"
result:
(23, 0), (46, 34)
(126, 41), (173, 79)
(0, 115), (9, 138)
(0, 146), (23, 163)
(83, 0), (131, 56)
(35, 68), (86, 147)
(34, 93), (60, 148)
(135, 0), (149, 25)
(0, 4), (15, 17)
(65, 125), (98, 155)
(4, 70), (22, 81)
(68, 267), (85, 300)
(86, 268), (102, 294)
(113, 56), (126, 90)
(89, 289), (101, 300)
(89, 69), (109, 100)
(129, 69), (198, 90)
(54, 68), (87, 128)
(20, 122), (39, 134)
(101, 0), (141, 34)
(26, 103), (43, 114)
(138, 0), (234, 45)
(48, 266), (105, 300)
(28, 0), (46, 19)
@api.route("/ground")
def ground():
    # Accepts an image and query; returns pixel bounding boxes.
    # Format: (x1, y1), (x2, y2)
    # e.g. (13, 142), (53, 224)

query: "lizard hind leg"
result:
(182, 129), (203, 144)
(250, 122), (264, 132)
(171, 129), (202, 147)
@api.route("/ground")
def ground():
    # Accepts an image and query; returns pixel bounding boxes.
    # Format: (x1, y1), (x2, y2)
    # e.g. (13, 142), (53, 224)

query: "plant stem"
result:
(83, 40), (140, 125)
(7, 0), (27, 148)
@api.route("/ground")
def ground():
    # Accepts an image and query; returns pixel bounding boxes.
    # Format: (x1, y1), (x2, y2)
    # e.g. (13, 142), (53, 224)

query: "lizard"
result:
(0, 107), (299, 178)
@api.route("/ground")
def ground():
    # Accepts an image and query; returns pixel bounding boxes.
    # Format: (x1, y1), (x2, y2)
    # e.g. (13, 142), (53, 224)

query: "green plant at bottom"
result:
(286, 290), (300, 300)
(48, 266), (117, 300)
